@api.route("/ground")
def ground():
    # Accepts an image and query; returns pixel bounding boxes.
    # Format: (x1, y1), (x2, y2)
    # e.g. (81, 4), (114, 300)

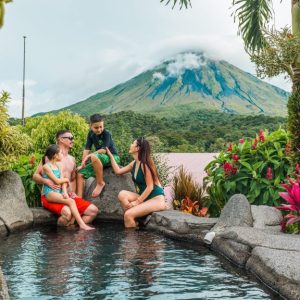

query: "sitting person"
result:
(41, 144), (94, 231)
(33, 130), (99, 226)
(106, 137), (167, 228)
(77, 114), (120, 198)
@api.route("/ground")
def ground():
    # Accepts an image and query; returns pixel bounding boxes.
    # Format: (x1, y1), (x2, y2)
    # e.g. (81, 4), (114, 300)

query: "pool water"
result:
(0, 223), (279, 299)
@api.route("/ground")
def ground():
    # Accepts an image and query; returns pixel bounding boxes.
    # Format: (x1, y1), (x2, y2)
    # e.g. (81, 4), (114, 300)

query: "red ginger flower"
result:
(227, 143), (233, 151)
(252, 138), (258, 150)
(259, 130), (265, 142)
(223, 162), (238, 177)
(239, 138), (245, 144)
(232, 154), (239, 161)
(266, 167), (273, 180)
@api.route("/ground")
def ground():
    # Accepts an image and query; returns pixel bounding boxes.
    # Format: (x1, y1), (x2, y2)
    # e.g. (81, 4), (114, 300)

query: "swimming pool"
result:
(0, 223), (278, 299)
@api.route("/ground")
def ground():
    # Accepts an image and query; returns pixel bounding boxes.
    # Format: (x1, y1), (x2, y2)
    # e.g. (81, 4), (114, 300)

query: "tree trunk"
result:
(292, 0), (300, 90)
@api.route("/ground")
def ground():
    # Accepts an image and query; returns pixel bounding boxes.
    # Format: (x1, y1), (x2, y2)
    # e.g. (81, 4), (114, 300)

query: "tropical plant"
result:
(172, 166), (209, 216)
(21, 111), (88, 162)
(204, 128), (291, 217)
(12, 153), (42, 207)
(0, 91), (32, 171)
(0, 0), (12, 28)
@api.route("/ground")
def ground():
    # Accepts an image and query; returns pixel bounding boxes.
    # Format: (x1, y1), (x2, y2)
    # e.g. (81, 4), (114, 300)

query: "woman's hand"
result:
(105, 147), (113, 157)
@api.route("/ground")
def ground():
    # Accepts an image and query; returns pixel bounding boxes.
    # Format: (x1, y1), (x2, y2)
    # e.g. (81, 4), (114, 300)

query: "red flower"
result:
(239, 138), (245, 144)
(232, 154), (239, 161)
(266, 167), (273, 180)
(259, 130), (265, 142)
(227, 143), (233, 151)
(223, 162), (238, 177)
(252, 138), (258, 150)
(29, 155), (36, 166)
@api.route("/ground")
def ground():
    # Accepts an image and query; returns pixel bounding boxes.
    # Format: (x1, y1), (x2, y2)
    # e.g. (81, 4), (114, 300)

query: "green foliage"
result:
(205, 128), (291, 217)
(12, 153), (42, 208)
(22, 111), (88, 162)
(0, 91), (32, 171)
(172, 167), (209, 210)
(251, 27), (300, 80)
(287, 89), (300, 163)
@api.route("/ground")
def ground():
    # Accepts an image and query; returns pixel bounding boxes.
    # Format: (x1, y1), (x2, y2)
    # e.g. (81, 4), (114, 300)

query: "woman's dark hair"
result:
(42, 144), (60, 165)
(136, 137), (160, 184)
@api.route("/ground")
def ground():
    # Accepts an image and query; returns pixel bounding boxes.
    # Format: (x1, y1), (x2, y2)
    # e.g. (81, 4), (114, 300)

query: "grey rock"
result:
(219, 226), (300, 251)
(211, 237), (251, 267)
(212, 194), (253, 233)
(251, 205), (282, 229)
(31, 208), (57, 226)
(0, 171), (33, 232)
(247, 247), (300, 299)
(84, 168), (135, 221)
(0, 267), (9, 300)
(0, 220), (7, 238)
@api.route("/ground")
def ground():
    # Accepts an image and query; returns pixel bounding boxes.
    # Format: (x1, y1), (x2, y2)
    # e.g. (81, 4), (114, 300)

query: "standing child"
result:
(77, 114), (121, 198)
(42, 144), (94, 231)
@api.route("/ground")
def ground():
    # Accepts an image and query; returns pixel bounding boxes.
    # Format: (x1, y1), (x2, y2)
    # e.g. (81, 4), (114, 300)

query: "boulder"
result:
(212, 194), (253, 233)
(251, 205), (282, 230)
(31, 208), (57, 226)
(247, 247), (300, 300)
(84, 168), (135, 221)
(0, 171), (33, 233)
(0, 267), (9, 300)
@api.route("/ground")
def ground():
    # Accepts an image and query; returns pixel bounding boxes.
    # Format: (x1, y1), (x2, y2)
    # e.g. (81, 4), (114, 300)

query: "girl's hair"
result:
(42, 144), (60, 165)
(136, 137), (160, 184)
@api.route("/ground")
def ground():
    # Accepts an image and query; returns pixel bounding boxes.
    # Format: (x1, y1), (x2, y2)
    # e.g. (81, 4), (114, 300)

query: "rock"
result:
(247, 247), (300, 300)
(31, 208), (57, 226)
(251, 205), (282, 229)
(0, 267), (9, 300)
(0, 171), (33, 233)
(211, 237), (251, 267)
(146, 210), (218, 244)
(0, 220), (7, 238)
(84, 168), (135, 221)
(218, 226), (300, 251)
(212, 194), (253, 233)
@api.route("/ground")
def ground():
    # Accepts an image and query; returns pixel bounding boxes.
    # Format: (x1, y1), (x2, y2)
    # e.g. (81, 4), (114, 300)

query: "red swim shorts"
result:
(41, 194), (92, 216)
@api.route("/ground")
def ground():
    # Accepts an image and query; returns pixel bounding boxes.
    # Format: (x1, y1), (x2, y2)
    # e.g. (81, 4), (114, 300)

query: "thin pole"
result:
(22, 36), (26, 126)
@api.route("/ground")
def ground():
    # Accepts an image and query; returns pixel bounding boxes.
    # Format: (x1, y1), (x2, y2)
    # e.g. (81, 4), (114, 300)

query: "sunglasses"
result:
(61, 136), (74, 141)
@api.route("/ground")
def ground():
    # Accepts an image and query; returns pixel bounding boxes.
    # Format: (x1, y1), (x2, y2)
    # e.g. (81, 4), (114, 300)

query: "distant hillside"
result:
(47, 52), (289, 117)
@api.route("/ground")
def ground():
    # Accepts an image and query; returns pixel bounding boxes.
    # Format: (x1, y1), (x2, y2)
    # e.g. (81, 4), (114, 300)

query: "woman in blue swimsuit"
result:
(106, 137), (166, 228)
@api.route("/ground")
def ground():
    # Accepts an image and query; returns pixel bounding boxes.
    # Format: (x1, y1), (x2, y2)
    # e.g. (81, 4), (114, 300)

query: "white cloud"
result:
(152, 72), (165, 82)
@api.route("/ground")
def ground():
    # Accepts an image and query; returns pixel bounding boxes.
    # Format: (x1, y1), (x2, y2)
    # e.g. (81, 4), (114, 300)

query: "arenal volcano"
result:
(53, 52), (289, 116)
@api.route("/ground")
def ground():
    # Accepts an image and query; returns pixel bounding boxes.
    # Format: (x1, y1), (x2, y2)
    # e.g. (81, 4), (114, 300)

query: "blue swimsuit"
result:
(42, 164), (62, 198)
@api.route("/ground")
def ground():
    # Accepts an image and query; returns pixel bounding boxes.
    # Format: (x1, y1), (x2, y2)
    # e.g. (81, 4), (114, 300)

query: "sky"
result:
(0, 0), (291, 117)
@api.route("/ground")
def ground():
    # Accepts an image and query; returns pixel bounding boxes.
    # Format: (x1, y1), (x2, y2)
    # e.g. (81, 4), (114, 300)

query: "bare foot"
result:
(57, 216), (71, 227)
(80, 224), (95, 231)
(92, 182), (105, 198)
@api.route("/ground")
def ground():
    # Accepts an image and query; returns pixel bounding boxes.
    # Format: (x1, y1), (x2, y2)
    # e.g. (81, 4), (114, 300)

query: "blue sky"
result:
(0, 0), (291, 117)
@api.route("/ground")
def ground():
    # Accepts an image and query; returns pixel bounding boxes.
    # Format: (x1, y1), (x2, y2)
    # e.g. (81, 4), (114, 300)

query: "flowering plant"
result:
(204, 128), (291, 217)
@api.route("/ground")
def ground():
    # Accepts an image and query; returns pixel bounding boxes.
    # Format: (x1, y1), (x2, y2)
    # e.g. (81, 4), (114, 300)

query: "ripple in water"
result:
(0, 224), (280, 299)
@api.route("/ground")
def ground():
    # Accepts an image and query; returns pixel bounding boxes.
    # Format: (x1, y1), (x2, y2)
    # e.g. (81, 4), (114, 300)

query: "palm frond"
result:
(232, 0), (273, 52)
(160, 0), (191, 10)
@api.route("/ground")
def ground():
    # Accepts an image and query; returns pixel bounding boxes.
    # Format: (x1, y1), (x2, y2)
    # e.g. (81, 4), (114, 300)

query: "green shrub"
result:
(204, 128), (291, 217)
(12, 153), (42, 207)
(0, 91), (32, 171)
(22, 111), (88, 162)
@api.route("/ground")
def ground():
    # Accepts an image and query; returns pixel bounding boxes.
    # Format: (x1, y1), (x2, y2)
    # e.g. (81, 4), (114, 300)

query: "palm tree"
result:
(162, 0), (300, 159)
(0, 0), (12, 28)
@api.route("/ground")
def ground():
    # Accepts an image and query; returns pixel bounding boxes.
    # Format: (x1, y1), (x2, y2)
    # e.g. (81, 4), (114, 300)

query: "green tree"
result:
(162, 0), (300, 160)
(0, 91), (32, 170)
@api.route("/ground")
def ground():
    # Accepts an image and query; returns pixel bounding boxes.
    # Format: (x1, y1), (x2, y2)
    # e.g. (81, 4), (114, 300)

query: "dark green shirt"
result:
(85, 129), (118, 155)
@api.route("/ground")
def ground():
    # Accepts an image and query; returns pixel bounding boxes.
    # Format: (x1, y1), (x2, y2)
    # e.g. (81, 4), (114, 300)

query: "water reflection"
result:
(0, 224), (278, 299)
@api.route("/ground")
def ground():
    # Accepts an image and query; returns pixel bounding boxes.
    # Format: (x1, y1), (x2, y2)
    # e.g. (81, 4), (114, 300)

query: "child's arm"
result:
(42, 165), (69, 185)
(106, 147), (134, 175)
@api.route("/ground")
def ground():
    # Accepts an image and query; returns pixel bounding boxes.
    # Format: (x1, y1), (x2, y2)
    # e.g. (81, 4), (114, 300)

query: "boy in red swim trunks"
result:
(33, 130), (99, 226)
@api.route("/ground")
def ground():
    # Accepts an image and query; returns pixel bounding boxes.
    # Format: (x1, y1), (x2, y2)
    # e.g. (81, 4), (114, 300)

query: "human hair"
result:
(56, 130), (71, 140)
(42, 144), (60, 165)
(136, 137), (160, 184)
(90, 114), (104, 124)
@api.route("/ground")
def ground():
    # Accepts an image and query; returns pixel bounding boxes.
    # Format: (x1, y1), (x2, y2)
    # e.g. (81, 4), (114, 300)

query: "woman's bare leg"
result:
(118, 190), (139, 211)
(123, 196), (166, 228)
(46, 192), (94, 230)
